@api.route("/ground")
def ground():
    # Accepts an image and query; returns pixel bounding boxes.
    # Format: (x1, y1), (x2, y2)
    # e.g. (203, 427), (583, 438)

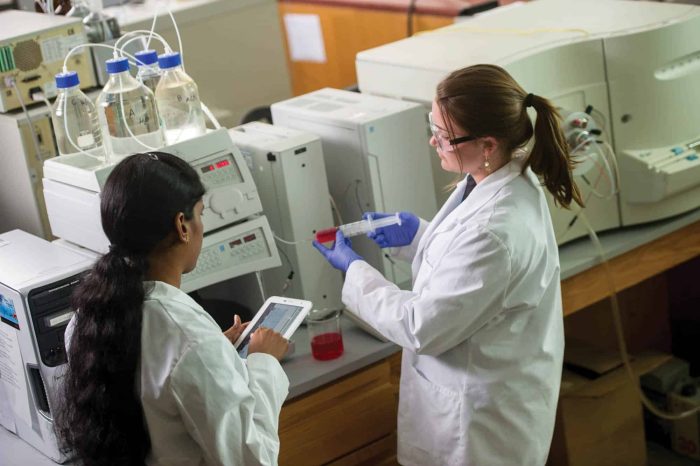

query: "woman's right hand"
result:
(248, 327), (289, 361)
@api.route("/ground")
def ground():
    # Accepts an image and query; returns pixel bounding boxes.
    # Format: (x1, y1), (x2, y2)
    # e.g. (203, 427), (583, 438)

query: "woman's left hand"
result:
(224, 314), (249, 344)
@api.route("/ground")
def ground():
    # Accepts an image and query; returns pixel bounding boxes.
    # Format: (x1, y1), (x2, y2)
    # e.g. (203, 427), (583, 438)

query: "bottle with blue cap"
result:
(134, 49), (161, 94)
(155, 51), (206, 144)
(51, 71), (105, 158)
(96, 56), (164, 159)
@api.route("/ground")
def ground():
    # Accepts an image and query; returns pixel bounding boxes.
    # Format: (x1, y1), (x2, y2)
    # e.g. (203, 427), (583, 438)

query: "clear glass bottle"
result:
(155, 52), (206, 144)
(134, 49), (161, 94)
(96, 56), (164, 160)
(51, 71), (105, 159)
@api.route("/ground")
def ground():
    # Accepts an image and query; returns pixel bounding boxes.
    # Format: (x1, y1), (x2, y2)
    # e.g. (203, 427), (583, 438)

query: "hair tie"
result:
(147, 153), (159, 160)
(524, 93), (535, 108)
(108, 244), (126, 256)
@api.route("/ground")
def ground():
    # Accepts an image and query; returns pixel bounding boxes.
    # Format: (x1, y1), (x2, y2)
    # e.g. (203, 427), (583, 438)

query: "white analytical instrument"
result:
(271, 88), (438, 287)
(41, 129), (281, 292)
(0, 229), (94, 463)
(0, 10), (95, 112)
(228, 122), (343, 311)
(355, 0), (700, 238)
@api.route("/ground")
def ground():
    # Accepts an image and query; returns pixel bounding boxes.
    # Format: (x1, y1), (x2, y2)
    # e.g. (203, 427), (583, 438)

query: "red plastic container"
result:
(315, 227), (338, 243)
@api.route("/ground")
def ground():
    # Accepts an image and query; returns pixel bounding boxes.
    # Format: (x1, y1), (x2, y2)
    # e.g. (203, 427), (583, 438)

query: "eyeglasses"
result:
(428, 112), (477, 152)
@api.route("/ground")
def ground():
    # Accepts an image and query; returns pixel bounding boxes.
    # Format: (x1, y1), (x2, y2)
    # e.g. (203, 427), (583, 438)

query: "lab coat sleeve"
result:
(343, 225), (511, 356)
(169, 337), (289, 466)
(388, 218), (430, 262)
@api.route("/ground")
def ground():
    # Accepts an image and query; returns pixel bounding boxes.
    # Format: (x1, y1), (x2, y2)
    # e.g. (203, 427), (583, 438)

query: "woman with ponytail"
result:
(314, 64), (580, 465)
(55, 152), (290, 466)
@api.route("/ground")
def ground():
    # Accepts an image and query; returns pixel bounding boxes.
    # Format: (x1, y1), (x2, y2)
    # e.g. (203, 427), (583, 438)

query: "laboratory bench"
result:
(2, 208), (700, 465)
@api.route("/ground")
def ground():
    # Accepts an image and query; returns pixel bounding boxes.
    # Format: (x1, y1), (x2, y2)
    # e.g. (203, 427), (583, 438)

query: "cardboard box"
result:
(668, 391), (700, 461)
(547, 349), (671, 466)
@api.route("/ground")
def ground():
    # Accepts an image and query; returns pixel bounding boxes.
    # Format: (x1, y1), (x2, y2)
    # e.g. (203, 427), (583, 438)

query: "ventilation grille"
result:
(28, 366), (51, 414)
(13, 40), (42, 72)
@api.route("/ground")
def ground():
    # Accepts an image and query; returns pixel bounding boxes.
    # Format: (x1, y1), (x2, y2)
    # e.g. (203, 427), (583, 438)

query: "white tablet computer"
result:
(235, 296), (312, 358)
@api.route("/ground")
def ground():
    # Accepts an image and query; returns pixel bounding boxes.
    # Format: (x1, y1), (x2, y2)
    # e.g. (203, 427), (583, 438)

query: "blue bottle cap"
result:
(158, 52), (182, 70)
(135, 49), (158, 66)
(105, 57), (130, 74)
(55, 71), (80, 89)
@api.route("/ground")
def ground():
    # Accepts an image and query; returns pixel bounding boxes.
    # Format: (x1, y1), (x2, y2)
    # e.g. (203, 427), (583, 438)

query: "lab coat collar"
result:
(145, 280), (201, 312)
(452, 157), (526, 224)
(414, 157), (526, 260)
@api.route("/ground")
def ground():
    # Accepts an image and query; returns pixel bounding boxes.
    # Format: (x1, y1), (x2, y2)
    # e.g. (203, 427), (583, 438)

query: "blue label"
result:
(0, 293), (19, 329)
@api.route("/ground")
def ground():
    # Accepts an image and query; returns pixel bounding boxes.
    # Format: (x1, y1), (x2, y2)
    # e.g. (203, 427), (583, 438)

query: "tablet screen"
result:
(237, 302), (304, 358)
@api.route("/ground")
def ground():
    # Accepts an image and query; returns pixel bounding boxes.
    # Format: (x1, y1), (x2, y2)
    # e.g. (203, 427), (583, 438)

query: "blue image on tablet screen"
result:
(238, 303), (301, 358)
(0, 293), (19, 329)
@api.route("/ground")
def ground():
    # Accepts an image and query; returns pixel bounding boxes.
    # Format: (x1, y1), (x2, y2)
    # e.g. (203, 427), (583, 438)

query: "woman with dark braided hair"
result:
(55, 152), (289, 466)
(315, 64), (583, 465)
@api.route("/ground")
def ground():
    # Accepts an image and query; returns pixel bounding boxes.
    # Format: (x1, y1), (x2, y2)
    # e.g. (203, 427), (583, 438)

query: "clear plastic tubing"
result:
(315, 213), (402, 243)
(52, 70), (105, 158)
(134, 49), (161, 93)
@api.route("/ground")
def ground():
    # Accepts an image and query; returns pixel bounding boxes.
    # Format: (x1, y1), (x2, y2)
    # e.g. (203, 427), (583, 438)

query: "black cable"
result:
(276, 244), (295, 295)
(354, 179), (364, 216)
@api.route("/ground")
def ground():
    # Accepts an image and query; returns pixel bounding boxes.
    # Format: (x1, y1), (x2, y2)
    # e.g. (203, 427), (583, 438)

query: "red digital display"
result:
(200, 165), (214, 173)
(215, 160), (230, 169)
(243, 234), (257, 243)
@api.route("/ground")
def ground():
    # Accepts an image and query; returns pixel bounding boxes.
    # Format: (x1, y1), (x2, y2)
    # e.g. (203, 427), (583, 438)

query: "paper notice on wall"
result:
(283, 14), (327, 63)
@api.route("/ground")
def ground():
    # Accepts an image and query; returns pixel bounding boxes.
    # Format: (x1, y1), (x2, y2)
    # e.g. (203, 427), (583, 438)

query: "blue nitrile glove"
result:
(312, 230), (363, 272)
(364, 211), (420, 248)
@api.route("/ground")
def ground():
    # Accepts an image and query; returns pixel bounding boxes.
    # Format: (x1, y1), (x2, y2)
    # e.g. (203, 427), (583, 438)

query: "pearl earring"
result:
(484, 158), (491, 172)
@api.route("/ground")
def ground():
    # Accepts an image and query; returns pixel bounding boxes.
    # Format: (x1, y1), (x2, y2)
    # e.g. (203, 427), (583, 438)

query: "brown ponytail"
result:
(527, 95), (583, 208)
(436, 64), (583, 208)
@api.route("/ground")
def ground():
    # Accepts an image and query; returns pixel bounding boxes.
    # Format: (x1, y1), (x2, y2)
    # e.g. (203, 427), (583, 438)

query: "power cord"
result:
(407, 0), (418, 37)
(12, 81), (43, 163)
(579, 211), (700, 420)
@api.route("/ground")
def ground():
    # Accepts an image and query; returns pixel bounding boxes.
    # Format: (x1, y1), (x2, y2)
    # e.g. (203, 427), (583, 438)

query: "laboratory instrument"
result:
(180, 216), (280, 293)
(134, 49), (161, 93)
(81, 0), (120, 44)
(16, 0), (125, 11)
(233, 296), (312, 358)
(42, 129), (281, 292)
(0, 90), (76, 238)
(66, 0), (91, 19)
(355, 0), (700, 234)
(0, 229), (94, 463)
(51, 71), (104, 158)
(228, 122), (343, 312)
(96, 56), (164, 160)
(315, 213), (401, 243)
(42, 128), (262, 250)
(0, 10), (96, 112)
(271, 88), (438, 287)
(155, 51), (206, 144)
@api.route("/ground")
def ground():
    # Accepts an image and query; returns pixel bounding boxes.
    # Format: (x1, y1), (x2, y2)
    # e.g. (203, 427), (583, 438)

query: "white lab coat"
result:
(342, 158), (564, 466)
(67, 280), (289, 466)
